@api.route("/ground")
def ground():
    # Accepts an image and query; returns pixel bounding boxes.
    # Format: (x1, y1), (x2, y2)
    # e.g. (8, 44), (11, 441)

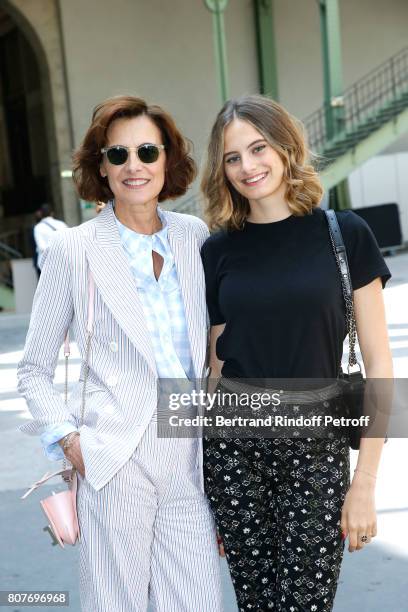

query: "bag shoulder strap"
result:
(41, 219), (59, 231)
(324, 210), (353, 298)
(63, 271), (95, 423)
(324, 209), (359, 369)
(61, 271), (95, 474)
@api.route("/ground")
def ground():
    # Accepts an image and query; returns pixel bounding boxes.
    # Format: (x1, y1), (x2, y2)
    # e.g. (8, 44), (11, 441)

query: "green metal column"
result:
(319, 0), (345, 138)
(204, 0), (230, 103)
(318, 0), (351, 210)
(253, 0), (279, 99)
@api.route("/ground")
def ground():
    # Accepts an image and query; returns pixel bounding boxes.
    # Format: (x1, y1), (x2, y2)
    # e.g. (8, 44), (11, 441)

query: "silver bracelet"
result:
(354, 468), (377, 479)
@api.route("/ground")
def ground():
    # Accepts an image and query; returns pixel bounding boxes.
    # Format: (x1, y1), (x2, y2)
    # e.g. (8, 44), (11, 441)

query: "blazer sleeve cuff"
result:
(40, 421), (78, 461)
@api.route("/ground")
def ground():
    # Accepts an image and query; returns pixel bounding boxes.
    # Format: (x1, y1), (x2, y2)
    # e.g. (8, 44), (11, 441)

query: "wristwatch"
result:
(60, 431), (80, 453)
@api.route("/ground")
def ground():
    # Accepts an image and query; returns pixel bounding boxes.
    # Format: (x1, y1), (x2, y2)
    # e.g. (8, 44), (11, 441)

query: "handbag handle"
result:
(64, 271), (95, 423)
(324, 210), (360, 370)
(21, 468), (74, 499)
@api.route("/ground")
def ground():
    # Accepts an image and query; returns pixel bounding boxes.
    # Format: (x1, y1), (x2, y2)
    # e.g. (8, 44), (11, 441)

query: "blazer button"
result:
(109, 341), (118, 352)
(104, 404), (115, 415)
(107, 375), (118, 387)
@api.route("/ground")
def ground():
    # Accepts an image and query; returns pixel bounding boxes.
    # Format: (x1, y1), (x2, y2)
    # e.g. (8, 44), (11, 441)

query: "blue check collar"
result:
(113, 206), (175, 287)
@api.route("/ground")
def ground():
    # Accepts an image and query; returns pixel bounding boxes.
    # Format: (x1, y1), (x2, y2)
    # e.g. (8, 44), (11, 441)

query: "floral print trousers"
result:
(203, 434), (350, 612)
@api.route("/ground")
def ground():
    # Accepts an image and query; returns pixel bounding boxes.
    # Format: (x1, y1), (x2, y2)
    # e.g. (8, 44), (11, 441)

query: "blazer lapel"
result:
(165, 211), (207, 378)
(84, 203), (157, 376)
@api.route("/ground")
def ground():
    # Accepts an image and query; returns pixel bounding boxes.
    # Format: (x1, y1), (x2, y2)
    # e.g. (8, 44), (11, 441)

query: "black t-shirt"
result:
(201, 207), (391, 379)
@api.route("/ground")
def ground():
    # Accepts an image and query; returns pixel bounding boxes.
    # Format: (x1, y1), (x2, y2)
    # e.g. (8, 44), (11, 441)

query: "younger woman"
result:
(200, 94), (392, 611)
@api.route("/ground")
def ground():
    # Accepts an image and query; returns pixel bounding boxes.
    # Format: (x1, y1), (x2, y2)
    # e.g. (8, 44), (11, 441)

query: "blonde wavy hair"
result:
(201, 94), (323, 231)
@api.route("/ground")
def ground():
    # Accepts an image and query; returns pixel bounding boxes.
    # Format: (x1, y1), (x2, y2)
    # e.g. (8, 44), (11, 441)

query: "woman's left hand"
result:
(216, 531), (225, 557)
(340, 472), (377, 552)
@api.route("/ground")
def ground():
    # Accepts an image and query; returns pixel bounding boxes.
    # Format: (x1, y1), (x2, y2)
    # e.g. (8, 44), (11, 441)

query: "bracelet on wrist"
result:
(60, 431), (80, 453)
(354, 468), (377, 480)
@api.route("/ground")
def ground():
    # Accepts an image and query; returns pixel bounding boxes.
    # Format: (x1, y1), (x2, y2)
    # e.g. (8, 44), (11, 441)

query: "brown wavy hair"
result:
(73, 95), (196, 203)
(201, 94), (323, 231)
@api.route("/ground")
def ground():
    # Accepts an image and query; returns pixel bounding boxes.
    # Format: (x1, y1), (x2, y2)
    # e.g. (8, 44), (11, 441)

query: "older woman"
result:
(18, 96), (222, 612)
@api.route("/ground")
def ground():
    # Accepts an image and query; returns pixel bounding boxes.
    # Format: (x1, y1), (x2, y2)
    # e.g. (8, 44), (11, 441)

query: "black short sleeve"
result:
(200, 209), (391, 379)
(336, 211), (391, 290)
(201, 233), (226, 325)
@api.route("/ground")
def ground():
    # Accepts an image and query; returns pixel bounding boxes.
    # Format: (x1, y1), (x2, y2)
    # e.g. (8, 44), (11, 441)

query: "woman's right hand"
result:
(64, 436), (85, 477)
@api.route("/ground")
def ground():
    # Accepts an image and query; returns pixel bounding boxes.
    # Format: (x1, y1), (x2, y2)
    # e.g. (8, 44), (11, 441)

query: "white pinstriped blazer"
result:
(18, 202), (210, 491)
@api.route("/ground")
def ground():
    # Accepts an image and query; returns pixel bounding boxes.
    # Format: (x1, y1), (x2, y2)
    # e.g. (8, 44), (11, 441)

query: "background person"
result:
(33, 203), (68, 270)
(30, 208), (44, 278)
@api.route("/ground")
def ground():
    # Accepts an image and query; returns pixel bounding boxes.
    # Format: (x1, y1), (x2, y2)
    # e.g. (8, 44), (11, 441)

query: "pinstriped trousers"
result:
(77, 417), (223, 612)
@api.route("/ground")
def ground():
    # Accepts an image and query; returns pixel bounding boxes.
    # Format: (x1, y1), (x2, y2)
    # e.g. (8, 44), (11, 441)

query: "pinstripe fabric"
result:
(41, 206), (194, 460)
(17, 201), (210, 492)
(77, 418), (222, 611)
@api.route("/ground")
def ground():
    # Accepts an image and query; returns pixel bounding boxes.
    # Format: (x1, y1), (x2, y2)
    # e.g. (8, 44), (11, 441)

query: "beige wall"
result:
(3, 0), (407, 220)
(60, 0), (407, 184)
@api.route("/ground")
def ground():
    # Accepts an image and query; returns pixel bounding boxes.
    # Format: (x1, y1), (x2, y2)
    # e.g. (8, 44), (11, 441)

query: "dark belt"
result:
(218, 377), (342, 405)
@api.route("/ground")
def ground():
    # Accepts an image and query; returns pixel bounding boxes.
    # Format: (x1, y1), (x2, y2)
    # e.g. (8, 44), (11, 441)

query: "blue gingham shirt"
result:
(114, 209), (193, 378)
(41, 207), (193, 460)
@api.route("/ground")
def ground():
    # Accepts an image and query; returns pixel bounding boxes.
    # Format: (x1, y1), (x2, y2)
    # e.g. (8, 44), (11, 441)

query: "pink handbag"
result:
(21, 272), (95, 548)
(21, 468), (80, 547)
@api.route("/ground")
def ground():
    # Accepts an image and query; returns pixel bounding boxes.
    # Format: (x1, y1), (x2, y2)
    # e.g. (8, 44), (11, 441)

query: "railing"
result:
(304, 47), (408, 153)
(0, 233), (23, 289)
(0, 228), (26, 257)
(0, 240), (22, 260)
